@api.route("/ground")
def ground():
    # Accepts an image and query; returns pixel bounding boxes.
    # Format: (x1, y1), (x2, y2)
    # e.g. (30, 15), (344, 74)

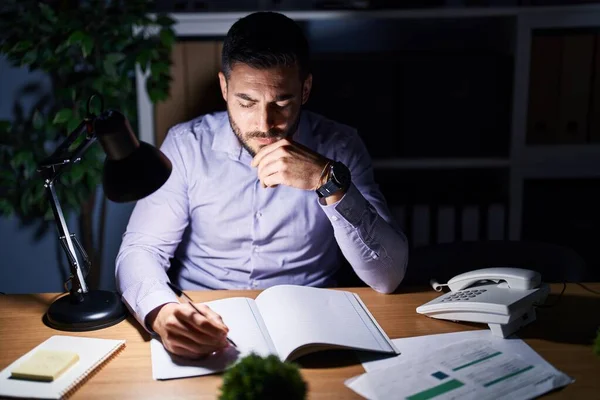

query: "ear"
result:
(301, 73), (313, 105)
(218, 71), (228, 102)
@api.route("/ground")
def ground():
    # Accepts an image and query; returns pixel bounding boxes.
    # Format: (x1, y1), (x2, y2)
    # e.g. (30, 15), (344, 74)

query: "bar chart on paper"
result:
(346, 340), (573, 400)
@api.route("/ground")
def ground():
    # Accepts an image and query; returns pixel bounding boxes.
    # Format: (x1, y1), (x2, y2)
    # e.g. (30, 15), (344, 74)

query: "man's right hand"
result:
(147, 302), (230, 359)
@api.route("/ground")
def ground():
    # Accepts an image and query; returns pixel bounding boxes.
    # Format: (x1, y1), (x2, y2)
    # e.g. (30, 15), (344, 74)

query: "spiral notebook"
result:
(0, 335), (125, 399)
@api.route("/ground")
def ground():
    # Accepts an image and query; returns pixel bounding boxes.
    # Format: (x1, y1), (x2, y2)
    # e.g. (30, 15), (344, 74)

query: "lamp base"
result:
(43, 290), (127, 331)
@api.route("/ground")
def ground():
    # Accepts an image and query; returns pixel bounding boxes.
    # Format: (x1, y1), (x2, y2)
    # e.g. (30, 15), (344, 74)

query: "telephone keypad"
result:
(442, 289), (487, 302)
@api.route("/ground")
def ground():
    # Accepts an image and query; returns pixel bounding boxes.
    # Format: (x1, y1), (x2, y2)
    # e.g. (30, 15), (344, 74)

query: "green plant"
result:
(219, 353), (307, 400)
(594, 329), (600, 357)
(0, 0), (174, 284)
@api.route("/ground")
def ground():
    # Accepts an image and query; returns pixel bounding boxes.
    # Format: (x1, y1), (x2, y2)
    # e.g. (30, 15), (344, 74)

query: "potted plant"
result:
(0, 0), (175, 286)
(219, 353), (307, 400)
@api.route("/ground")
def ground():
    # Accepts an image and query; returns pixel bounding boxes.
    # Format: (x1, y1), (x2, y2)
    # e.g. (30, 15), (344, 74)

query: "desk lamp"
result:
(37, 94), (172, 331)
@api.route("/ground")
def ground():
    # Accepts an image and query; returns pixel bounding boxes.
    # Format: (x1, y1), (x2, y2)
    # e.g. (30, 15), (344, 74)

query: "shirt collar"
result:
(211, 112), (244, 161)
(293, 110), (317, 152)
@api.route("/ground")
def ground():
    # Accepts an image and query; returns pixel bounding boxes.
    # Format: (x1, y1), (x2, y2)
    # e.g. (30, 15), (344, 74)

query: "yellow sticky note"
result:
(11, 349), (79, 382)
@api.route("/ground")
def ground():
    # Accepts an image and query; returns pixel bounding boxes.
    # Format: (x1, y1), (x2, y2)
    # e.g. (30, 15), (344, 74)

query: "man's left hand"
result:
(251, 139), (328, 190)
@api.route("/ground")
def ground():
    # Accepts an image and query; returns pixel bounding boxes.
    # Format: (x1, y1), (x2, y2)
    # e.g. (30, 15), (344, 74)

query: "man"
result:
(116, 11), (408, 359)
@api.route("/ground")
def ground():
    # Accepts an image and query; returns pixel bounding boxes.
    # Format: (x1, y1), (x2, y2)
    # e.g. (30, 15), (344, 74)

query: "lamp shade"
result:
(94, 110), (172, 203)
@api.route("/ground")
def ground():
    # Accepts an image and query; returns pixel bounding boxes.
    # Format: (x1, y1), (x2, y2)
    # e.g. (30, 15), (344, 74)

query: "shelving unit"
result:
(135, 3), (600, 247)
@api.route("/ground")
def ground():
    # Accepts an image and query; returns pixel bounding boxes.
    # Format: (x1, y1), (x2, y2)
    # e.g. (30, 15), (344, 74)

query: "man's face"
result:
(218, 63), (312, 157)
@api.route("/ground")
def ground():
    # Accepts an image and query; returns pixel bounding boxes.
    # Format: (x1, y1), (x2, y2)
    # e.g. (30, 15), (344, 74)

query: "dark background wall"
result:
(2, 1), (600, 294)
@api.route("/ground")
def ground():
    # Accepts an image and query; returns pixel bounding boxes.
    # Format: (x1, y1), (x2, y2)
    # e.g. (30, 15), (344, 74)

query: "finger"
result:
(166, 333), (225, 359)
(262, 171), (283, 188)
(168, 345), (208, 360)
(163, 314), (227, 346)
(258, 158), (285, 185)
(257, 146), (288, 178)
(175, 304), (228, 339)
(194, 303), (229, 331)
(251, 138), (290, 167)
(170, 331), (226, 354)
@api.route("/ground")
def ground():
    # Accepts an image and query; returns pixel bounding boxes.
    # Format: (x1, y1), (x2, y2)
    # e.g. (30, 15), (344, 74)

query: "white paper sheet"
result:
(151, 297), (276, 380)
(150, 285), (397, 380)
(0, 336), (125, 399)
(359, 330), (549, 373)
(347, 331), (574, 399)
(256, 285), (396, 361)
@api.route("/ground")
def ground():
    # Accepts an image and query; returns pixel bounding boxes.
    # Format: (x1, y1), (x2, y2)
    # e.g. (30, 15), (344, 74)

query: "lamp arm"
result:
(38, 119), (97, 184)
(37, 117), (99, 301)
(46, 181), (88, 299)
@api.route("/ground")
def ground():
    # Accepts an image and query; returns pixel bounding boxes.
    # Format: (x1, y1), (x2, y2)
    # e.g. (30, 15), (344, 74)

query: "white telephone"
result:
(416, 267), (550, 338)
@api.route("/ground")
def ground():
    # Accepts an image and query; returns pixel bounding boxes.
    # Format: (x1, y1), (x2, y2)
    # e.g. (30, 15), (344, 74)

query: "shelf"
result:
(519, 144), (600, 178)
(165, 4), (600, 37)
(372, 158), (510, 169)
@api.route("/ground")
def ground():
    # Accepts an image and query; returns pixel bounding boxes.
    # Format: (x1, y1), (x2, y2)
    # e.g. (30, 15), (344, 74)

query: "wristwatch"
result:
(316, 161), (351, 198)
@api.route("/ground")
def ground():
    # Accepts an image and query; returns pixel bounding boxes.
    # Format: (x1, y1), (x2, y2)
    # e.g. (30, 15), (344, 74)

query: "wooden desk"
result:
(1, 283), (599, 399)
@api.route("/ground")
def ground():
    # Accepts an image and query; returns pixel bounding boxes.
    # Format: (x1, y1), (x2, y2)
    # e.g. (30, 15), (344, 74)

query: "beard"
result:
(227, 107), (301, 157)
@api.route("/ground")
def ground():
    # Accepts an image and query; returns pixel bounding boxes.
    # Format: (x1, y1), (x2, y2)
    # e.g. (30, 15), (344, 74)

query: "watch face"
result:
(332, 162), (351, 187)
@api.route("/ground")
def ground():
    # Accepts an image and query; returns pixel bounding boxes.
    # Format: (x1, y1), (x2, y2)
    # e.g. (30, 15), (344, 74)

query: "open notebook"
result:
(152, 284), (399, 380)
(0, 336), (125, 399)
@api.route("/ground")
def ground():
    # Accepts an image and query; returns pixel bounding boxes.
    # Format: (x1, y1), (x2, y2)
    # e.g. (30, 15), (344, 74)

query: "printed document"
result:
(346, 332), (573, 399)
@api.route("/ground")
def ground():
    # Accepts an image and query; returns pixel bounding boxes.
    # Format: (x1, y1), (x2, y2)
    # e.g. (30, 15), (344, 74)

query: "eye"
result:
(274, 101), (291, 109)
(239, 102), (254, 108)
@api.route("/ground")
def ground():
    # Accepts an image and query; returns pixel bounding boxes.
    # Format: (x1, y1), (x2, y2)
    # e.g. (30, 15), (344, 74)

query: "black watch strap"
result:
(316, 161), (350, 198)
(316, 178), (341, 198)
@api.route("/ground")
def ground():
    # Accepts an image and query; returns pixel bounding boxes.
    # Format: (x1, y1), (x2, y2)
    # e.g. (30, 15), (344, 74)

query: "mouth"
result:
(254, 137), (279, 145)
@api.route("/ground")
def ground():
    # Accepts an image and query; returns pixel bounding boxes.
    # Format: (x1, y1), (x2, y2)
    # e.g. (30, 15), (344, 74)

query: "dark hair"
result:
(222, 12), (310, 81)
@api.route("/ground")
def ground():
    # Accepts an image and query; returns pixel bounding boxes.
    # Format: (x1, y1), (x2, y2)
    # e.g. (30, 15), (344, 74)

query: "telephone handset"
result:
(416, 267), (550, 338)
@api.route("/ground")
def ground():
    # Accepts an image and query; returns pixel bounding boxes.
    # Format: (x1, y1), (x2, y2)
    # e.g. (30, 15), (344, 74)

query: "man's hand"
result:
(251, 138), (329, 190)
(147, 302), (230, 359)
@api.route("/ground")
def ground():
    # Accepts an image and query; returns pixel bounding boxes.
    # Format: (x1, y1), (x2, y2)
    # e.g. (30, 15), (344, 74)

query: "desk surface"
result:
(1, 283), (599, 399)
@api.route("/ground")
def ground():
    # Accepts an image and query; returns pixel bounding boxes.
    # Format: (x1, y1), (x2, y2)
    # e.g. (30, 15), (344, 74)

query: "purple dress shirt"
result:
(115, 110), (408, 329)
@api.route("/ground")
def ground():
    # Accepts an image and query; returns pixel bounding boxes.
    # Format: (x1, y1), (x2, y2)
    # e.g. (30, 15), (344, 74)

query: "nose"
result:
(256, 105), (275, 133)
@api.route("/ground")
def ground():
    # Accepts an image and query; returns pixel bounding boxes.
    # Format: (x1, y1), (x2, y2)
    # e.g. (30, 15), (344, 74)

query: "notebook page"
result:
(151, 297), (277, 380)
(0, 335), (125, 399)
(255, 285), (396, 361)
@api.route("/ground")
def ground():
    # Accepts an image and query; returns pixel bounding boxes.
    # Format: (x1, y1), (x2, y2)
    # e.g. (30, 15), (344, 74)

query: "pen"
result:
(166, 281), (237, 348)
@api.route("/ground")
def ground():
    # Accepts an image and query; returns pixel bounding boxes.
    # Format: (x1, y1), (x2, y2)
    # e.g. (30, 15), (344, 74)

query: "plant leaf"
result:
(67, 31), (93, 58)
(39, 3), (58, 24)
(136, 49), (151, 73)
(21, 50), (38, 66)
(105, 52), (126, 64)
(159, 28), (176, 48)
(53, 108), (73, 124)
(11, 40), (32, 52)
(0, 198), (14, 216)
(32, 110), (45, 130)
(103, 58), (117, 77)
(81, 35), (93, 58)
(150, 61), (169, 78)
(10, 151), (33, 170)
(0, 120), (11, 133)
(70, 165), (85, 184)
(67, 30), (86, 45)
(67, 116), (81, 134)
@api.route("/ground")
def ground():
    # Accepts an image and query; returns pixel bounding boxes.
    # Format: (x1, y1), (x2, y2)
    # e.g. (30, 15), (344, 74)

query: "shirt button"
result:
(252, 281), (258, 287)
(254, 246), (260, 253)
(331, 215), (339, 222)
(256, 211), (262, 218)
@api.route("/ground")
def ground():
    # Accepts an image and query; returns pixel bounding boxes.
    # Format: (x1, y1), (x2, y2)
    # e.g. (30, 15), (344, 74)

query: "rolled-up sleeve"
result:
(115, 127), (190, 331)
(320, 133), (409, 294)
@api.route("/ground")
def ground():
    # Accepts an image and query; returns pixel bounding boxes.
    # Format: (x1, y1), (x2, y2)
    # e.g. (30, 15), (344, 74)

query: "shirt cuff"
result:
(123, 283), (180, 335)
(318, 183), (367, 227)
